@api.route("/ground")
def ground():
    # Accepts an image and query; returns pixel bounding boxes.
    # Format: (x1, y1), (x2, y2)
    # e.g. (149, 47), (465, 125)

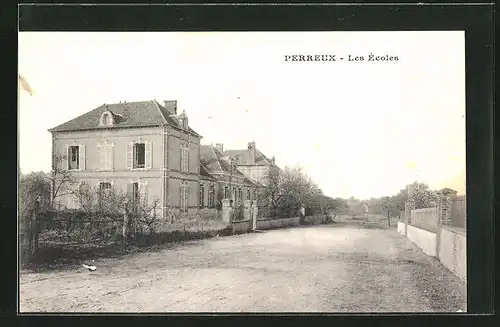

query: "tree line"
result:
(258, 163), (458, 220)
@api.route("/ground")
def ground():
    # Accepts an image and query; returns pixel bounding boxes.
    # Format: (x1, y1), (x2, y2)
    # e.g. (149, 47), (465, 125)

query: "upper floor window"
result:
(98, 142), (114, 170)
(224, 186), (229, 199)
(134, 143), (145, 168)
(238, 188), (242, 204)
(66, 144), (85, 170)
(180, 145), (189, 172)
(69, 146), (79, 170)
(127, 141), (151, 170)
(247, 189), (251, 201)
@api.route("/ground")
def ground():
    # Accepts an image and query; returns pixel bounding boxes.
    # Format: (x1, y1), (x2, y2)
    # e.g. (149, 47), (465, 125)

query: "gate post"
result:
(251, 201), (258, 231)
(122, 200), (129, 246)
(222, 199), (232, 224)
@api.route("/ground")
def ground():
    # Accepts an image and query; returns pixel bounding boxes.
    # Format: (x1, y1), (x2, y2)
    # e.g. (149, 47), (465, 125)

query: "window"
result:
(208, 185), (215, 208)
(98, 143), (114, 170)
(224, 186), (229, 199)
(199, 184), (205, 207)
(253, 189), (257, 200)
(68, 146), (79, 170)
(103, 113), (113, 126)
(238, 188), (242, 204)
(133, 143), (146, 169)
(247, 190), (251, 201)
(99, 111), (114, 127)
(98, 182), (112, 208)
(232, 187), (237, 204)
(99, 182), (112, 191)
(180, 182), (189, 212)
(128, 141), (151, 170)
(180, 145), (189, 172)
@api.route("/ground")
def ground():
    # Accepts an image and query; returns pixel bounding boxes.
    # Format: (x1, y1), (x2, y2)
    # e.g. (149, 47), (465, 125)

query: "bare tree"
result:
(137, 198), (162, 235)
(260, 164), (284, 217)
(48, 154), (77, 207)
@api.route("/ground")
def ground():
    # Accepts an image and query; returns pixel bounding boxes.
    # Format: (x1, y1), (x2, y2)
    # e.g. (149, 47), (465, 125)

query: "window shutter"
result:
(139, 181), (148, 206)
(179, 184), (183, 210)
(145, 141), (152, 169)
(126, 182), (133, 200)
(64, 145), (70, 170)
(79, 145), (86, 170)
(180, 147), (183, 171)
(97, 143), (101, 168)
(127, 142), (133, 170)
(105, 145), (111, 170)
(110, 144), (114, 170)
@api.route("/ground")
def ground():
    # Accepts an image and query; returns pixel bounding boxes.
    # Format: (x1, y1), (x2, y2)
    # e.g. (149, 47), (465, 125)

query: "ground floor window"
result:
(180, 182), (189, 212)
(199, 183), (205, 208)
(208, 185), (215, 208)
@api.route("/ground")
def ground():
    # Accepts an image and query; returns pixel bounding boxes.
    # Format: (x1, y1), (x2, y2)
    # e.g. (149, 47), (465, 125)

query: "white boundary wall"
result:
(397, 221), (406, 235)
(406, 224), (438, 257)
(398, 222), (466, 281)
(439, 227), (467, 281)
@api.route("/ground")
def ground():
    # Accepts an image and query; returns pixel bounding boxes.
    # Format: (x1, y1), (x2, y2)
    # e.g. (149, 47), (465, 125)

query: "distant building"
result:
(221, 141), (275, 187)
(200, 145), (259, 210)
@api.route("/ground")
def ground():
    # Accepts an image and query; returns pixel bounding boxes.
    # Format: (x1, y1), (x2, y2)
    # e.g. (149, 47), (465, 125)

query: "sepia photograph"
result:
(18, 31), (467, 313)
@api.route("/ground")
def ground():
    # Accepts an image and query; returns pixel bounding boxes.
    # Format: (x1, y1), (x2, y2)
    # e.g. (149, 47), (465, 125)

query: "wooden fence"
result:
(410, 207), (439, 233)
(451, 195), (466, 228)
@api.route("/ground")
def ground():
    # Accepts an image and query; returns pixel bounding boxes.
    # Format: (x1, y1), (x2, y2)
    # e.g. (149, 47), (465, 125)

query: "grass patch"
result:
(22, 225), (234, 273)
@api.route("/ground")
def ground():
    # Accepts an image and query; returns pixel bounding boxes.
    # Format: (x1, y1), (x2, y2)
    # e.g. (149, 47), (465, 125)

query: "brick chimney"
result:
(215, 143), (224, 153)
(163, 100), (177, 115)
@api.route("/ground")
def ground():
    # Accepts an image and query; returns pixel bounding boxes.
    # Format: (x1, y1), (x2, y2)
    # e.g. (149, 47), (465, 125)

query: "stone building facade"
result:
(49, 100), (276, 220)
(49, 100), (202, 218)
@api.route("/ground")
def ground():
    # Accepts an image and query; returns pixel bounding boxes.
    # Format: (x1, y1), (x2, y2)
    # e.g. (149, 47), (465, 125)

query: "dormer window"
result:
(178, 110), (189, 130)
(99, 110), (115, 127)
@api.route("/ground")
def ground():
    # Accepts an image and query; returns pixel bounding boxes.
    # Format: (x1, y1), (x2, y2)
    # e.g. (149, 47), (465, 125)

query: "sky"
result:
(18, 31), (466, 199)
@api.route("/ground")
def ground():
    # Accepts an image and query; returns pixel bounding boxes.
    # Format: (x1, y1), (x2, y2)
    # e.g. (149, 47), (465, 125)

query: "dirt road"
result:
(20, 223), (466, 312)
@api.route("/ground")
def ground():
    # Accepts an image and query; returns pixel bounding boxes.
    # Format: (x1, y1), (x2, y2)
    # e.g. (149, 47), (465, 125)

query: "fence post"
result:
(387, 211), (390, 228)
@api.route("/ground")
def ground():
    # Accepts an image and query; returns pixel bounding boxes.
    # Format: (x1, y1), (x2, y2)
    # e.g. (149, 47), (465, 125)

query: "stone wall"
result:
(257, 217), (300, 230)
